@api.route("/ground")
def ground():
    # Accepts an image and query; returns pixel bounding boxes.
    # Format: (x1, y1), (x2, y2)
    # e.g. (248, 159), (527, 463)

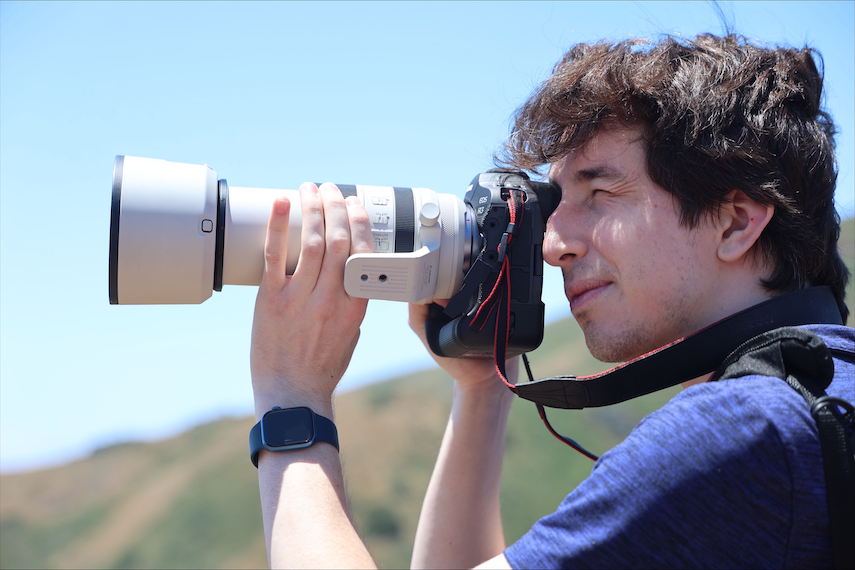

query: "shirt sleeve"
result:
(503, 376), (833, 569)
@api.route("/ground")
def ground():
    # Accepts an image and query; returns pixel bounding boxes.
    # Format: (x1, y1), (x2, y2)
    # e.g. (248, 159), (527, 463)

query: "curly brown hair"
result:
(498, 33), (849, 322)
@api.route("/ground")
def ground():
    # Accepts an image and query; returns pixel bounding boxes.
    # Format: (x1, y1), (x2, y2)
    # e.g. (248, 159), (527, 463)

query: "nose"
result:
(543, 203), (588, 267)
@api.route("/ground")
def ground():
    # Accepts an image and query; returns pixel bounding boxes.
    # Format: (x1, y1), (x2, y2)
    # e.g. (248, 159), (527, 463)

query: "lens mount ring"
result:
(463, 203), (480, 272)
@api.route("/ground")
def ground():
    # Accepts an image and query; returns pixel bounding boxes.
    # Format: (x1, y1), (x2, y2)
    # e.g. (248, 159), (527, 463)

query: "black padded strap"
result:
(512, 287), (843, 409)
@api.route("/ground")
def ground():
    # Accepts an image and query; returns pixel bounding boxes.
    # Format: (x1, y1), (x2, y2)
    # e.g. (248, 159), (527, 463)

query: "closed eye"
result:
(586, 188), (618, 207)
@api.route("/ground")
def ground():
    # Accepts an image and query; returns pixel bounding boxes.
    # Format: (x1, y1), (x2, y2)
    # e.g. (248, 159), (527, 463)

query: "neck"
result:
(679, 283), (772, 390)
(681, 372), (712, 390)
(692, 274), (775, 334)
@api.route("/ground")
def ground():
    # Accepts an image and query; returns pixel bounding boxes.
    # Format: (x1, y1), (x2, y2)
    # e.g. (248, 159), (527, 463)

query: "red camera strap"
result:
(470, 189), (525, 390)
(469, 189), (600, 458)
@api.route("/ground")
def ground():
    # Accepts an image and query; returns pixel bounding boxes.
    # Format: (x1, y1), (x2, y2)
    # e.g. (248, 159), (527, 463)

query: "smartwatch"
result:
(249, 406), (339, 468)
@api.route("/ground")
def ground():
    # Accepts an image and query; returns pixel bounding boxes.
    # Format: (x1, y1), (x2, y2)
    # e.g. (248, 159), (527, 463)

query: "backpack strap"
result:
(710, 327), (855, 570)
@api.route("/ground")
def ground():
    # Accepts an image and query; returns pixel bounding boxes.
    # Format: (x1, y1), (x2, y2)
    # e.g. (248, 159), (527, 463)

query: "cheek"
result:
(635, 236), (709, 314)
(593, 216), (660, 269)
(590, 216), (622, 254)
(606, 221), (692, 296)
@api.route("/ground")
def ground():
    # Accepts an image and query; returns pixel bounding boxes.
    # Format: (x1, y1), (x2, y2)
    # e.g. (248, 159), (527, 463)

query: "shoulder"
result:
(506, 378), (810, 568)
(801, 323), (855, 353)
(505, 329), (849, 569)
(631, 324), (852, 444)
(658, 324), (854, 454)
(619, 373), (818, 507)
(799, 324), (854, 401)
(634, 375), (817, 498)
(653, 323), (854, 485)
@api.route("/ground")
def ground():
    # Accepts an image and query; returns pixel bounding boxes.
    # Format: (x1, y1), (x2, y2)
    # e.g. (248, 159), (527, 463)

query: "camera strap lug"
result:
(497, 218), (519, 263)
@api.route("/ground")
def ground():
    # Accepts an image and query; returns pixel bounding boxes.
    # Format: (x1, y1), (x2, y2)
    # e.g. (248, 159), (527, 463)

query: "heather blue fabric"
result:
(504, 324), (854, 569)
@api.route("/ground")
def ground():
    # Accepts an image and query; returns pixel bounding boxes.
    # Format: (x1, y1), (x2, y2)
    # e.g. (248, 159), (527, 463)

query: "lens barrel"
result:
(110, 156), (475, 305)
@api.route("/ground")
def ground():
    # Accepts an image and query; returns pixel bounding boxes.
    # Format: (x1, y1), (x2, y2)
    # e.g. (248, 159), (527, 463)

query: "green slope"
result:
(840, 214), (854, 327)
(2, 217), (852, 570)
(0, 323), (674, 570)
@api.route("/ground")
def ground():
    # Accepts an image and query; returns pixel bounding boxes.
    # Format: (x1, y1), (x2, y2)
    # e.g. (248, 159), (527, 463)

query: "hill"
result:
(0, 319), (676, 570)
(840, 214), (854, 327)
(2, 217), (852, 569)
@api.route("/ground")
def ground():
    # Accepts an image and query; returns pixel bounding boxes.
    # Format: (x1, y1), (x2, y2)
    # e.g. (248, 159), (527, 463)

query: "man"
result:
(249, 34), (853, 568)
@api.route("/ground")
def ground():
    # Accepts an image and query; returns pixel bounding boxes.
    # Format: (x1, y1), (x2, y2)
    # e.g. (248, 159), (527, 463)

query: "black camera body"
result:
(426, 169), (560, 358)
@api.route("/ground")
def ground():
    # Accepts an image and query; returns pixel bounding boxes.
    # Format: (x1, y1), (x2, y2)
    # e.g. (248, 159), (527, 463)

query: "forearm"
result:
(250, 187), (377, 568)
(411, 377), (515, 569)
(256, 399), (376, 570)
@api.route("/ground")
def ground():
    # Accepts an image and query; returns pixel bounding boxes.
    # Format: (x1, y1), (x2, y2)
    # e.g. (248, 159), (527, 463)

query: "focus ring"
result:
(394, 187), (415, 253)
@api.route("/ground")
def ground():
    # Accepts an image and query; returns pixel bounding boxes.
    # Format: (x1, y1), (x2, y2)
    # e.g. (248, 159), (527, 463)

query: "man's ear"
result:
(717, 190), (774, 263)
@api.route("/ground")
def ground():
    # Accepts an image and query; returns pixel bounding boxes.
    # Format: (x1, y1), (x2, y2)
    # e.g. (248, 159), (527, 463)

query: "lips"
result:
(567, 279), (612, 311)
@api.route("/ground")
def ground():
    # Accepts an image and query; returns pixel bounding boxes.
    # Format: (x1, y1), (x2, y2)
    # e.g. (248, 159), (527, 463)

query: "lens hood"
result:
(109, 155), (219, 304)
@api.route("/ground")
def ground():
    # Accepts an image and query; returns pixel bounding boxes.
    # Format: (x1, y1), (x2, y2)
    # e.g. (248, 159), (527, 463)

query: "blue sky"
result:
(1, 1), (853, 473)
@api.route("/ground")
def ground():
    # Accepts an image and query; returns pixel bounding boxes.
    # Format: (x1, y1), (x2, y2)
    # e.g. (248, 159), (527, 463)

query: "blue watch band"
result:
(249, 407), (339, 468)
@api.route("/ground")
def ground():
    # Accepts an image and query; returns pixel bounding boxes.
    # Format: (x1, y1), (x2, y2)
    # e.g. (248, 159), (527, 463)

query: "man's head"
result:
(499, 33), (849, 358)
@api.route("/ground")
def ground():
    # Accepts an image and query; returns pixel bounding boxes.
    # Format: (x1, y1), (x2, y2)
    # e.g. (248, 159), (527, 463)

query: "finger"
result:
(261, 197), (291, 290)
(407, 302), (431, 341)
(317, 183), (351, 286)
(346, 196), (373, 255)
(291, 182), (325, 290)
(407, 298), (452, 341)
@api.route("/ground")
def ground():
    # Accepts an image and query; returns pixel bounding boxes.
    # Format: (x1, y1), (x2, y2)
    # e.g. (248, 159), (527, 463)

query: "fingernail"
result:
(345, 196), (361, 206)
(320, 183), (339, 195)
(275, 198), (289, 215)
(300, 182), (319, 194)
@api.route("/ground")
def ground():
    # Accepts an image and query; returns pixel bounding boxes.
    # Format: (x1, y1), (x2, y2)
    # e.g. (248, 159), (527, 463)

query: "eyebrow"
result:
(573, 165), (624, 182)
(547, 165), (626, 190)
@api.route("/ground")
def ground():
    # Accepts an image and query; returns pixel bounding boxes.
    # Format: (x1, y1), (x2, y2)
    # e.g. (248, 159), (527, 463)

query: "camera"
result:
(109, 156), (559, 358)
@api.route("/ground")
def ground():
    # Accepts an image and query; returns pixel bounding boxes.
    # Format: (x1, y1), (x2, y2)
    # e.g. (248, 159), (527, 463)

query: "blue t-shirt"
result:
(505, 324), (854, 569)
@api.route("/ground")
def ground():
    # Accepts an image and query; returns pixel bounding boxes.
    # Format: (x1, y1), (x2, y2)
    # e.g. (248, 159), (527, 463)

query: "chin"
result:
(582, 324), (665, 364)
(586, 340), (635, 364)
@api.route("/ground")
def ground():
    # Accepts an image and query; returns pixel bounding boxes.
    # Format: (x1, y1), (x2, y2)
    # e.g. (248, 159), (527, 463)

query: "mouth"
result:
(567, 279), (612, 311)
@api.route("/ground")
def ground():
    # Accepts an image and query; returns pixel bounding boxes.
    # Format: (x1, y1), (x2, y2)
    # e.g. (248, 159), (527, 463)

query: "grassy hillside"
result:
(2, 217), (852, 570)
(0, 319), (673, 570)
(840, 215), (854, 327)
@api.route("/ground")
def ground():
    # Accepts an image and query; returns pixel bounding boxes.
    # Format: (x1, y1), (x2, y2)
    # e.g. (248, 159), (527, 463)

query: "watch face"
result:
(262, 407), (314, 448)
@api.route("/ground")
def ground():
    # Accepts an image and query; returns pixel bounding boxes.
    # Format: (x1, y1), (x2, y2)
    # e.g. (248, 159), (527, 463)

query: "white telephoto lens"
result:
(110, 156), (476, 305)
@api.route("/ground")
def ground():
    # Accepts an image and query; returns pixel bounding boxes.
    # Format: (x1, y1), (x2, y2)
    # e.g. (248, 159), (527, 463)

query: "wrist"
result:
(454, 358), (518, 401)
(452, 373), (516, 422)
(250, 406), (340, 468)
(253, 387), (334, 421)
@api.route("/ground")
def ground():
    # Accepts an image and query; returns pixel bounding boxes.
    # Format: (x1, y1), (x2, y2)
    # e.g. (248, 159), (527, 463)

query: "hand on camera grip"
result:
(407, 301), (520, 394)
